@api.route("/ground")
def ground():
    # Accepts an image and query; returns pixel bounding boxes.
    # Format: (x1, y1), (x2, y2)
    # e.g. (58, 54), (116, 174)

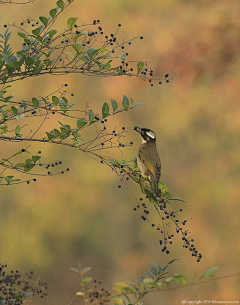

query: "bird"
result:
(134, 126), (161, 197)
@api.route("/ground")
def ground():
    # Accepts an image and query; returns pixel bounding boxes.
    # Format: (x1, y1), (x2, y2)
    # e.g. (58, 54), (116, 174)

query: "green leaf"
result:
(88, 110), (95, 124)
(70, 267), (80, 274)
(168, 197), (186, 203)
(202, 267), (219, 279)
(46, 132), (54, 140)
(163, 277), (174, 285)
(32, 28), (41, 36)
(15, 125), (20, 135)
(62, 97), (68, 104)
(143, 278), (156, 288)
(151, 262), (162, 272)
(101, 60), (112, 70)
(39, 16), (48, 26)
(123, 294), (131, 303)
(147, 265), (157, 277)
(166, 259), (177, 267)
(50, 8), (58, 18)
(77, 118), (87, 128)
(87, 48), (98, 59)
(67, 17), (78, 29)
(14, 163), (25, 167)
(57, 0), (64, 9)
(122, 95), (129, 109)
(32, 97), (39, 107)
(118, 53), (127, 62)
(137, 61), (144, 73)
(72, 42), (82, 53)
(65, 52), (75, 59)
(160, 259), (177, 273)
(17, 32), (26, 38)
(32, 155), (41, 163)
(113, 282), (134, 294)
(59, 103), (68, 112)
(109, 297), (124, 304)
(173, 274), (187, 285)
(98, 48), (111, 53)
(131, 103), (145, 108)
(143, 272), (154, 280)
(52, 96), (59, 105)
(102, 102), (109, 118)
(25, 57), (34, 66)
(80, 55), (89, 62)
(80, 277), (92, 286)
(11, 106), (18, 115)
(111, 98), (118, 112)
(24, 163), (35, 172)
(128, 283), (139, 292)
(48, 30), (57, 37)
(15, 114), (25, 121)
(159, 181), (170, 192)
(81, 267), (91, 275)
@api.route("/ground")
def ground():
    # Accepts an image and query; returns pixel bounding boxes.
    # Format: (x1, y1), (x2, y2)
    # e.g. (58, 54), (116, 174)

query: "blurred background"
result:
(1, 0), (240, 304)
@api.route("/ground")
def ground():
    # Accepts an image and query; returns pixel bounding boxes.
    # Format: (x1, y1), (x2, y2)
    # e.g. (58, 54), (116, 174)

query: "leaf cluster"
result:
(70, 261), (220, 305)
(0, 0), (167, 85)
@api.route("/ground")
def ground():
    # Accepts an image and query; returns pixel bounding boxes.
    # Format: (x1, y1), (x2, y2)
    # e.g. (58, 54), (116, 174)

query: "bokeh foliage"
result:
(0, 0), (240, 304)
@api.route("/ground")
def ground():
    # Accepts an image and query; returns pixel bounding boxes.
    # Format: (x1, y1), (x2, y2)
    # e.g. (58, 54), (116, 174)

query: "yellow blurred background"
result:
(1, 0), (240, 304)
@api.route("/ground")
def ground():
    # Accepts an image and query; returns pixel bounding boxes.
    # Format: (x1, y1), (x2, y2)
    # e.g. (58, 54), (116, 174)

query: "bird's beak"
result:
(134, 126), (141, 133)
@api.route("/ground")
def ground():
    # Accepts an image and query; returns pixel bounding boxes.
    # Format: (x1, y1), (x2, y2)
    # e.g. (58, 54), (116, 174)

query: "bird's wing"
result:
(138, 151), (157, 178)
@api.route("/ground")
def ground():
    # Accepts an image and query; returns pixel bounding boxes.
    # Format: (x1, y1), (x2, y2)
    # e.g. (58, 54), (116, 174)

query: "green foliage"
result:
(0, 90), (143, 185)
(199, 266), (219, 280)
(70, 261), (221, 305)
(0, 1), (167, 85)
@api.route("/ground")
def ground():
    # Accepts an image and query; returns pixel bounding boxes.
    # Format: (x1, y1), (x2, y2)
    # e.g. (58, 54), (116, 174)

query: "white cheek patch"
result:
(146, 131), (156, 139)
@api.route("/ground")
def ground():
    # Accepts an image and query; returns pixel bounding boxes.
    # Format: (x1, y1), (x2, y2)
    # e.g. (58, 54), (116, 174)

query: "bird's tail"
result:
(150, 177), (161, 198)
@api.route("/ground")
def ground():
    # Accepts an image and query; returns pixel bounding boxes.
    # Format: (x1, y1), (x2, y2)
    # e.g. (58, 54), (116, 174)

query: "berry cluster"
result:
(0, 263), (47, 304)
(133, 197), (202, 262)
(86, 279), (111, 304)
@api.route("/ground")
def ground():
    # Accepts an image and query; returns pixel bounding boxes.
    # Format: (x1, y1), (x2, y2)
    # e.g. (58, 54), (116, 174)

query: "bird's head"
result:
(134, 126), (156, 143)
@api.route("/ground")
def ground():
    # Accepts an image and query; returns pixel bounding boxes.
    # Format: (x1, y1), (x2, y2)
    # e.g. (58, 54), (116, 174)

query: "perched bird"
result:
(134, 126), (161, 197)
